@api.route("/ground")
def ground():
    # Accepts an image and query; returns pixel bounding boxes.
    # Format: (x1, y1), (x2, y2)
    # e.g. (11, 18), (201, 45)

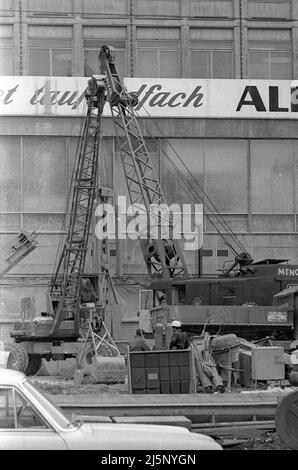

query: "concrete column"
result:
(21, 20), (28, 75)
(181, 22), (190, 78)
(234, 25), (241, 79)
(13, 0), (21, 75)
(292, 0), (298, 79)
(239, 0), (248, 79)
(180, 0), (190, 78)
(292, 28), (298, 79)
(73, 0), (84, 76)
(241, 22), (248, 78)
(73, 22), (83, 77)
(129, 0), (136, 77)
(292, 0), (298, 20)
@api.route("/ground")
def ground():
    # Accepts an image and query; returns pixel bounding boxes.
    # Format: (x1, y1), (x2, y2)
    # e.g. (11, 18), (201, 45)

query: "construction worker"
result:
(191, 334), (225, 394)
(81, 278), (98, 304)
(130, 329), (151, 351)
(169, 320), (190, 350)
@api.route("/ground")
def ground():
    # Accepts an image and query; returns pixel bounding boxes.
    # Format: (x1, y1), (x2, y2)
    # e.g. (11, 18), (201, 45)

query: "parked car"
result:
(0, 369), (222, 450)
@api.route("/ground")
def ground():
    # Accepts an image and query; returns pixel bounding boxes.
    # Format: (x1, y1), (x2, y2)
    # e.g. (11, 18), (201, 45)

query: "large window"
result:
(0, 387), (47, 429)
(162, 139), (248, 275)
(164, 139), (247, 214)
(204, 140), (248, 215)
(0, 38), (13, 75)
(29, 38), (72, 76)
(248, 41), (292, 79)
(191, 41), (233, 78)
(250, 140), (294, 214)
(23, 137), (67, 213)
(162, 139), (204, 205)
(247, 0), (291, 20)
(84, 40), (126, 77)
(0, 138), (21, 213)
(0, 137), (68, 234)
(136, 40), (180, 78)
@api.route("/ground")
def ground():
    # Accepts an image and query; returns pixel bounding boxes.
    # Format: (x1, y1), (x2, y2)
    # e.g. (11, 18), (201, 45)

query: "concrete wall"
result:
(1, 115), (298, 316)
(1, 0), (298, 79)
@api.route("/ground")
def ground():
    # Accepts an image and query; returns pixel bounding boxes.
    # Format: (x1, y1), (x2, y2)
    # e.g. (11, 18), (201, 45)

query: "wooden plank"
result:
(192, 420), (275, 429)
(52, 390), (287, 425)
(111, 415), (192, 430)
(192, 422), (275, 439)
(52, 391), (283, 407)
(62, 404), (276, 424)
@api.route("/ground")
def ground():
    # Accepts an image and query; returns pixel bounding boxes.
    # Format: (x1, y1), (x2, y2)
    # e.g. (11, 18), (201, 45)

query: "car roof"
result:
(0, 368), (26, 386)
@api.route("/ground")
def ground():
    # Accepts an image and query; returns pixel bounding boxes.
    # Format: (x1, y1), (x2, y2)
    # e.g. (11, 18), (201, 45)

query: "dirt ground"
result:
(226, 432), (292, 450)
(29, 375), (294, 451)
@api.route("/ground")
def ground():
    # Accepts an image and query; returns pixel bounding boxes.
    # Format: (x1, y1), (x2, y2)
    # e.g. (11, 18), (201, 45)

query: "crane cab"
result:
(151, 259), (298, 308)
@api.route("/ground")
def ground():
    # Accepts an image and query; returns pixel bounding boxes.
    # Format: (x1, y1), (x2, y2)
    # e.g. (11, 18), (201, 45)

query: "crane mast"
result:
(48, 76), (106, 337)
(99, 45), (188, 279)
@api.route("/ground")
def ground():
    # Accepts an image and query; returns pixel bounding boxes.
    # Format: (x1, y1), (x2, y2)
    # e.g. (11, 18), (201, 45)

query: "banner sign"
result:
(0, 76), (298, 118)
(275, 265), (298, 281)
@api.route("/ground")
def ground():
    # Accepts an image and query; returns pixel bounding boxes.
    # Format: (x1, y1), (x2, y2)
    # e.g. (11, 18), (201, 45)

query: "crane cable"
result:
(137, 103), (249, 257)
(139, 103), (248, 255)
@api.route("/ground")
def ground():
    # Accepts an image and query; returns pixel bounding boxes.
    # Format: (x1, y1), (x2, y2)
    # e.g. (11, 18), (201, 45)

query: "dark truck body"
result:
(151, 261), (298, 343)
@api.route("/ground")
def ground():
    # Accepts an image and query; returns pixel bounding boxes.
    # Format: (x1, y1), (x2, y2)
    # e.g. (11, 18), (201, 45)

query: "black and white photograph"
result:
(0, 0), (297, 456)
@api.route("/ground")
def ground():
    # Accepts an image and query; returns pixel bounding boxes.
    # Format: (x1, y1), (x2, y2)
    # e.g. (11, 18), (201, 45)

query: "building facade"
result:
(1, 0), (298, 330)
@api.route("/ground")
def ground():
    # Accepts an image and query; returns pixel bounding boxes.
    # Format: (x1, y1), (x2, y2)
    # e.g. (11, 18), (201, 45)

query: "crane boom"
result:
(0, 231), (38, 278)
(99, 45), (188, 279)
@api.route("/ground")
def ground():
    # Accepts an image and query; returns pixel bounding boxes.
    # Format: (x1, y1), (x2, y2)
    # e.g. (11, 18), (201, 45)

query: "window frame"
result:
(28, 39), (73, 76)
(136, 40), (180, 78)
(0, 386), (51, 431)
(0, 38), (14, 75)
(248, 40), (292, 79)
(84, 41), (127, 77)
(190, 41), (234, 79)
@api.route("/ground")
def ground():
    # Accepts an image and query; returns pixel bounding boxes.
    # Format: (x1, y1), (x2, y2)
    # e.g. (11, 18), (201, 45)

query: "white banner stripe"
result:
(0, 77), (297, 119)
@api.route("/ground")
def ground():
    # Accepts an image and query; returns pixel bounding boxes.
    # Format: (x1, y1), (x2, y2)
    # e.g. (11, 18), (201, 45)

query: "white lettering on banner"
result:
(0, 84), (19, 104)
(29, 86), (86, 110)
(277, 267), (298, 277)
(0, 77), (298, 118)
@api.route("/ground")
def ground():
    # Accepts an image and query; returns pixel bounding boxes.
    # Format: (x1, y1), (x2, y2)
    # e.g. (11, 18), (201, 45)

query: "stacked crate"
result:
(128, 349), (196, 394)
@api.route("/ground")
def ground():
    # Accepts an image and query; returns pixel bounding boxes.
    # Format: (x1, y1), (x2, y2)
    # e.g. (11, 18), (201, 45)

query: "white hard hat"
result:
(171, 320), (181, 328)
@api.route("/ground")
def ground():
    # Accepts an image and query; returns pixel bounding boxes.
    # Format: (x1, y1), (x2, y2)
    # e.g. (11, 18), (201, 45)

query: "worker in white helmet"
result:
(169, 320), (190, 350)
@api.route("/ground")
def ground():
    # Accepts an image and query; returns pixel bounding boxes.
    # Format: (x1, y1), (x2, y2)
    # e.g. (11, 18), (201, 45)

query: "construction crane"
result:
(98, 45), (188, 281)
(6, 45), (190, 375)
(95, 46), (298, 345)
(7, 70), (124, 379)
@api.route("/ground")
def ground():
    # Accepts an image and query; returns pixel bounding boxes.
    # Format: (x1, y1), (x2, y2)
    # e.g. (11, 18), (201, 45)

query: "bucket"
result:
(77, 342), (126, 384)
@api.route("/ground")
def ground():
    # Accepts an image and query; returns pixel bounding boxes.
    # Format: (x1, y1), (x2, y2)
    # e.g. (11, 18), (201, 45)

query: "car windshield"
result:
(22, 379), (79, 430)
